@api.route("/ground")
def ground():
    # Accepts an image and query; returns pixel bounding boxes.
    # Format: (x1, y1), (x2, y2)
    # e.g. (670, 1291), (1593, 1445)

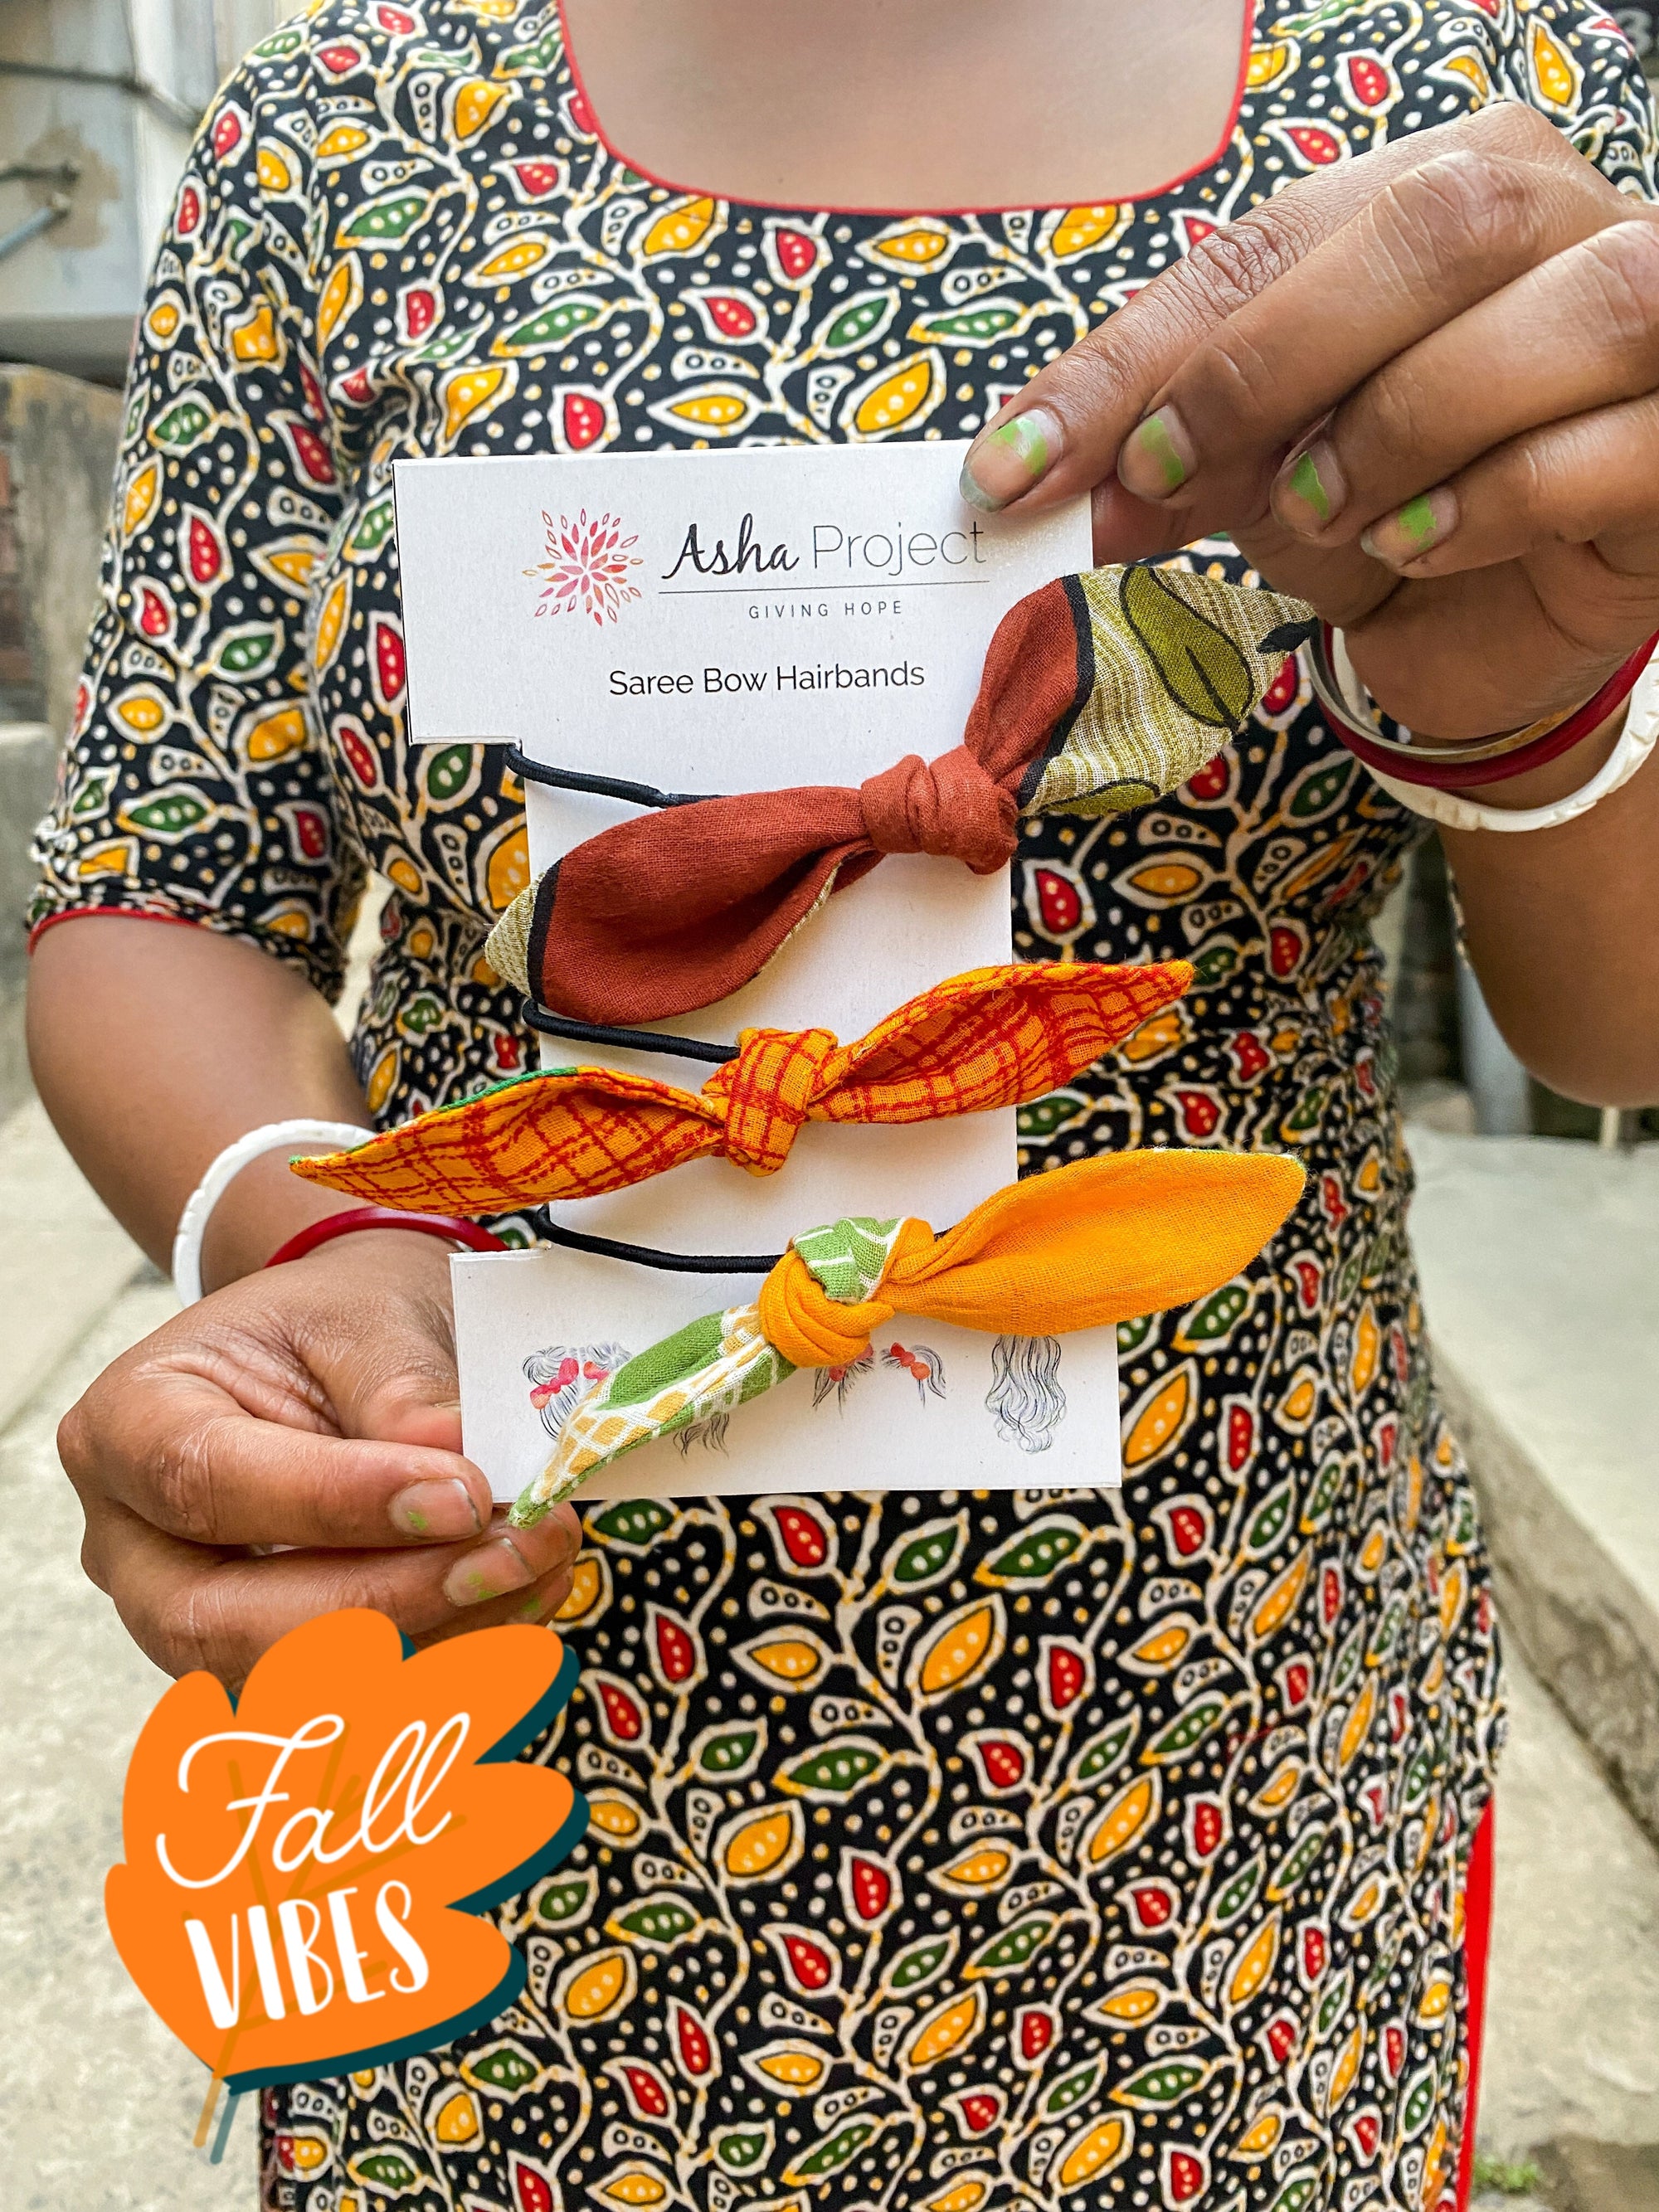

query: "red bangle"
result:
(1321, 625), (1658, 790)
(264, 1207), (508, 1270)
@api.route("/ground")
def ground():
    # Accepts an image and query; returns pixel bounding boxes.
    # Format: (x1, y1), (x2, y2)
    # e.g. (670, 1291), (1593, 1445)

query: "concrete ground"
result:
(1, 1103), (1657, 2208)
(1482, 1658), (1659, 2184)
(0, 1096), (147, 1435)
(0, 1271), (244, 2210)
(1410, 1131), (1659, 1851)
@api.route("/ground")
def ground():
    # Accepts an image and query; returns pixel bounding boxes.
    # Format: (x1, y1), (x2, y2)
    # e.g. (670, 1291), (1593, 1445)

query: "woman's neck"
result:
(558, 0), (1251, 214)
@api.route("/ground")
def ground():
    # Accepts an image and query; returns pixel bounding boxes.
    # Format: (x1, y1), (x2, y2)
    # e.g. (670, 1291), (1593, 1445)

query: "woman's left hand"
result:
(960, 99), (1659, 742)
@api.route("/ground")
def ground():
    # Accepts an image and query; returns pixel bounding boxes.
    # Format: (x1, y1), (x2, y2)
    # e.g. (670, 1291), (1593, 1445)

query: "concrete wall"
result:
(0, 1), (305, 384)
(0, 363), (123, 1119)
(0, 0), (198, 384)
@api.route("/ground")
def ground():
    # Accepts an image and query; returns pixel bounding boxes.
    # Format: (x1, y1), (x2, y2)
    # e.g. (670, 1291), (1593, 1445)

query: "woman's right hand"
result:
(57, 1230), (581, 1689)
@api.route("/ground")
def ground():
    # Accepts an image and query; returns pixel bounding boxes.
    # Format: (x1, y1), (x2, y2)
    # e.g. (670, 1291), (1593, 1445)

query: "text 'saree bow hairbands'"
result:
(298, 561), (1314, 1504)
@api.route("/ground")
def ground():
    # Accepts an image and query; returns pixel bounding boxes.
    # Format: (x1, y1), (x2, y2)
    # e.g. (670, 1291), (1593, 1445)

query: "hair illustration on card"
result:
(986, 1334), (1067, 1453)
(674, 1413), (731, 1457)
(884, 1342), (946, 1403)
(525, 1343), (631, 1439)
(811, 1345), (874, 1411)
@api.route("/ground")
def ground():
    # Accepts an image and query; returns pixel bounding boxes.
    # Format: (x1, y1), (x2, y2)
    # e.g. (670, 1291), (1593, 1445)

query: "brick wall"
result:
(0, 364), (124, 1117)
(0, 366), (123, 736)
(0, 444), (30, 722)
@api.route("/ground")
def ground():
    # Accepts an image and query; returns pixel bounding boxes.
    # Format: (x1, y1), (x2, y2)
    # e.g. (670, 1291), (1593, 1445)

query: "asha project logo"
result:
(524, 508), (642, 626)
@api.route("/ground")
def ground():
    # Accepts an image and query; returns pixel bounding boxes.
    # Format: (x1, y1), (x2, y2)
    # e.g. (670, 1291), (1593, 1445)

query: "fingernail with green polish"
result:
(1398, 493), (1441, 545)
(1117, 406), (1196, 501)
(1275, 440), (1345, 535)
(444, 1534), (534, 1607)
(960, 406), (1062, 513)
(389, 1475), (482, 1540)
(1360, 486), (1458, 570)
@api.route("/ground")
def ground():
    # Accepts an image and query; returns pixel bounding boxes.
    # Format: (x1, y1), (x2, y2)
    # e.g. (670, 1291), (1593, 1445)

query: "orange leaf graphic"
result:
(105, 1609), (585, 2091)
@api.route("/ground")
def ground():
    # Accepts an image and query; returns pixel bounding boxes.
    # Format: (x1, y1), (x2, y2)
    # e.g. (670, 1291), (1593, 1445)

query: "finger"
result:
(956, 102), (1603, 529)
(1273, 218), (1659, 546)
(1089, 474), (1201, 567)
(87, 1495), (581, 1686)
(1357, 406), (1659, 603)
(438, 1502), (583, 1612)
(1136, 147), (1623, 533)
(60, 1365), (494, 1551)
(1228, 511), (1399, 631)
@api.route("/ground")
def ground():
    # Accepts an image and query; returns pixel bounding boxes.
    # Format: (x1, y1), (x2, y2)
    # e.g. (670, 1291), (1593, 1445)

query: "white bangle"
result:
(1369, 644), (1659, 832)
(171, 1118), (377, 1305)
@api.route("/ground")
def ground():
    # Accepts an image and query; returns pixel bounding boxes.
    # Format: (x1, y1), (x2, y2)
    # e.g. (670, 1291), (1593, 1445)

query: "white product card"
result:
(392, 442), (1089, 780)
(454, 1247), (1122, 1505)
(392, 443), (1117, 1503)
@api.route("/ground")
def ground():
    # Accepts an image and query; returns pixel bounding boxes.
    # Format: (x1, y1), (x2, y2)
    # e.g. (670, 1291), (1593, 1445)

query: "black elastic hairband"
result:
(1259, 617), (1321, 655)
(506, 745), (719, 811)
(541, 1216), (781, 1274)
(520, 997), (736, 1067)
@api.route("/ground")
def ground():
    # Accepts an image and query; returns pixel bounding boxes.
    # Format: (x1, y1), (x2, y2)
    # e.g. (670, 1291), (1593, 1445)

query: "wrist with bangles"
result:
(1305, 622), (1659, 832)
(169, 1118), (502, 1305)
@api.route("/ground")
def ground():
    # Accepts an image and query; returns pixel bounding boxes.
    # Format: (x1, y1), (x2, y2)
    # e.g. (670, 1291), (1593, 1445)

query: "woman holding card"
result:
(27, 1), (1659, 2204)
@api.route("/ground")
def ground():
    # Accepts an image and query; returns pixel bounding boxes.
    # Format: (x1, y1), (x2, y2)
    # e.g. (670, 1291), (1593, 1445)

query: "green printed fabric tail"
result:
(512, 1217), (905, 1522)
(512, 1304), (790, 1524)
(789, 1214), (904, 1304)
(1016, 565), (1315, 819)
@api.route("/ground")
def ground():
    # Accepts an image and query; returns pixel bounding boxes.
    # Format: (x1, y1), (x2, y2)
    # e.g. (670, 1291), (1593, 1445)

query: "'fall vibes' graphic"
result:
(106, 1611), (586, 2103)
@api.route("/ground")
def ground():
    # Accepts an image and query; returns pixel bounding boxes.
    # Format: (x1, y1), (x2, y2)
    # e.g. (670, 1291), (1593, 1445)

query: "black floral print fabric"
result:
(31, 3), (1656, 2207)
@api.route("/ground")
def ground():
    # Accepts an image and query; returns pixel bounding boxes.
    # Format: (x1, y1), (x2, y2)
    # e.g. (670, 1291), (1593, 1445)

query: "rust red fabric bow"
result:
(501, 583), (1080, 1026)
(489, 564), (1312, 1025)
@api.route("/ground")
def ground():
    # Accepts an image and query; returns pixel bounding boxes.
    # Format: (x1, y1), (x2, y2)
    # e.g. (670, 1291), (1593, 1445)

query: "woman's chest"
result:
(295, 48), (1418, 966)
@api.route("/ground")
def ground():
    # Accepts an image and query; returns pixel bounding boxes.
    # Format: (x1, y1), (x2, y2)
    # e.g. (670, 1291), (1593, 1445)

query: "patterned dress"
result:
(32, 5), (1657, 2208)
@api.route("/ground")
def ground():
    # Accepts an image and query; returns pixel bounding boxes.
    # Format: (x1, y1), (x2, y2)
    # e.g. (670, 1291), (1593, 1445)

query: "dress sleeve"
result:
(28, 39), (362, 1000)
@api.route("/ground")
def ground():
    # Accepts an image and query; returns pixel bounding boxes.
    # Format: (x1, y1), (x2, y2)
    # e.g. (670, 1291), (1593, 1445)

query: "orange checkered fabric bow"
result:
(291, 960), (1191, 1214)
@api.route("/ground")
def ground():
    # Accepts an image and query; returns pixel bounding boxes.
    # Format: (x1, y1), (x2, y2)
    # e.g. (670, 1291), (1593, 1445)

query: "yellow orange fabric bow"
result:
(293, 960), (1190, 1213)
(512, 1147), (1306, 1519)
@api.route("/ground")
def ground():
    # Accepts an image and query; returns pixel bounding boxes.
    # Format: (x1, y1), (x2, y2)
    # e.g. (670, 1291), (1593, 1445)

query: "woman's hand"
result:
(59, 1231), (581, 1690)
(961, 100), (1659, 743)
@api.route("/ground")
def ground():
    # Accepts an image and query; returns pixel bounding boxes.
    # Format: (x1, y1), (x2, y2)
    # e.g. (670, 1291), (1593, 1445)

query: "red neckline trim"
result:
(553, 0), (1256, 221)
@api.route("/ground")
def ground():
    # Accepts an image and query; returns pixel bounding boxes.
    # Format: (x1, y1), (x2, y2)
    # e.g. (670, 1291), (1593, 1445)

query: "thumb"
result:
(343, 1318), (464, 1453)
(292, 1242), (467, 1451)
(370, 1388), (465, 1456)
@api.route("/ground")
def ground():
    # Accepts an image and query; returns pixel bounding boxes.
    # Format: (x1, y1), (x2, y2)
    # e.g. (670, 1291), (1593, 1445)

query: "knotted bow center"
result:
(757, 1249), (897, 1367)
(703, 1025), (841, 1174)
(858, 745), (1019, 875)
